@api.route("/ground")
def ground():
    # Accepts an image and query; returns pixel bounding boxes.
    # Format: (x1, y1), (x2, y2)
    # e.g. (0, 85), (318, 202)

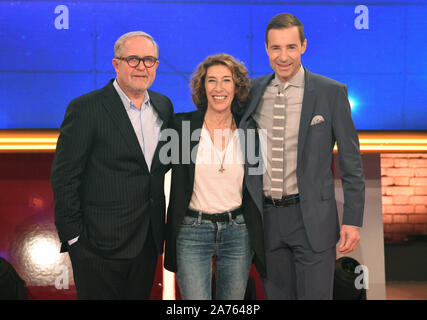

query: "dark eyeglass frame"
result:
(116, 55), (158, 68)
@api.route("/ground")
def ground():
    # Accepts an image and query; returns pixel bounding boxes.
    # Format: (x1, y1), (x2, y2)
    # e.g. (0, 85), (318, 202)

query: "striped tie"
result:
(270, 83), (286, 200)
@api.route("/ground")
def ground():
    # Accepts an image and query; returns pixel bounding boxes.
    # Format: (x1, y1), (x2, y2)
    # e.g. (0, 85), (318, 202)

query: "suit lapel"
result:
(188, 110), (205, 188)
(100, 80), (149, 172)
(297, 68), (316, 163)
(240, 74), (274, 216)
(240, 74), (274, 129)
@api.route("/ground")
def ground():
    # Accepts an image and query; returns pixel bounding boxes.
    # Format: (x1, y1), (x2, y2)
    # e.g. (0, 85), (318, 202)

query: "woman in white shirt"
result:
(164, 54), (266, 300)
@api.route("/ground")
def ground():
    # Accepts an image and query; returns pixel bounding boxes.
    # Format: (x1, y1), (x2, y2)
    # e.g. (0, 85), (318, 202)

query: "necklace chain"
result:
(203, 118), (235, 173)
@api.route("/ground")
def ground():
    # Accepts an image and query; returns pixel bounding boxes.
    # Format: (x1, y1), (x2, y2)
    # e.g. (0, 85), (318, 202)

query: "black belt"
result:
(264, 194), (300, 207)
(186, 207), (242, 223)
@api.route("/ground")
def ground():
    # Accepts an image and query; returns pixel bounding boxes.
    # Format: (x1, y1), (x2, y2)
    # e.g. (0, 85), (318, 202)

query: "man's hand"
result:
(338, 225), (360, 254)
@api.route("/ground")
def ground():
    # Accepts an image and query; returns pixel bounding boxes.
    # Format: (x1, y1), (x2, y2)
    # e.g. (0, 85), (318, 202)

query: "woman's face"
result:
(204, 64), (236, 113)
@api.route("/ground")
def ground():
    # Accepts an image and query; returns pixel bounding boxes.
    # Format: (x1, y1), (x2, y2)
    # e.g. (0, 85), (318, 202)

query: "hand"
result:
(338, 225), (360, 254)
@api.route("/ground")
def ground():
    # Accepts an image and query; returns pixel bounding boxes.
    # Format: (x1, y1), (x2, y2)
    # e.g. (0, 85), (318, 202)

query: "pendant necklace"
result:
(204, 118), (235, 173)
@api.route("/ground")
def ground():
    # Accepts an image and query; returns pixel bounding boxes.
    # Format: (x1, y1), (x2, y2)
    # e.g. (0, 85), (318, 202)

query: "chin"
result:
(131, 85), (148, 93)
(209, 104), (232, 113)
(218, 103), (233, 111)
(277, 71), (293, 81)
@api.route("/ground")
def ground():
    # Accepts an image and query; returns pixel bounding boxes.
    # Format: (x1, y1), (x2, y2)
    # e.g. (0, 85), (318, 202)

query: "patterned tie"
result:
(270, 83), (286, 200)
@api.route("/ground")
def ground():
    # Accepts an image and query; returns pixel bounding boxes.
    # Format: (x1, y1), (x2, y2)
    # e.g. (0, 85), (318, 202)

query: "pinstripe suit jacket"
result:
(51, 79), (173, 259)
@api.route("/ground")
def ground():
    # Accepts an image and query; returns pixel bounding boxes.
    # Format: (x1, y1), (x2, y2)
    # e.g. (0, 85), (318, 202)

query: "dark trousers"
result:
(69, 226), (158, 300)
(262, 202), (335, 300)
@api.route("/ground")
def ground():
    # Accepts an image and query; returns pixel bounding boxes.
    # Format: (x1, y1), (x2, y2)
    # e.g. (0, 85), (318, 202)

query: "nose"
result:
(213, 81), (224, 91)
(278, 49), (289, 62)
(136, 61), (146, 71)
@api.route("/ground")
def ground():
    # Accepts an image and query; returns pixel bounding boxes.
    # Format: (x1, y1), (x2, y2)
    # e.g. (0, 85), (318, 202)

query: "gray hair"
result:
(114, 31), (159, 58)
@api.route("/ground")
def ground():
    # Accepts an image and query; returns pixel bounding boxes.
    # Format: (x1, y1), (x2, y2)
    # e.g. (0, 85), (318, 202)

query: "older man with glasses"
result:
(51, 31), (174, 299)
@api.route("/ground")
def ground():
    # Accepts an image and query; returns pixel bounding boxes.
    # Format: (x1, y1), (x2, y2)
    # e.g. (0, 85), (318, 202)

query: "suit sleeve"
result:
(50, 99), (95, 243)
(332, 85), (365, 227)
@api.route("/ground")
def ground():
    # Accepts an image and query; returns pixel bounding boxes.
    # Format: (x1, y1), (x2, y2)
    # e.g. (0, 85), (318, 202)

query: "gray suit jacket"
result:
(241, 68), (365, 253)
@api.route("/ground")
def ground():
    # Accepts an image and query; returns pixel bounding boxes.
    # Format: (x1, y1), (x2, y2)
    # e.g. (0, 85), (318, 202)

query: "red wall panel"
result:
(0, 153), (163, 299)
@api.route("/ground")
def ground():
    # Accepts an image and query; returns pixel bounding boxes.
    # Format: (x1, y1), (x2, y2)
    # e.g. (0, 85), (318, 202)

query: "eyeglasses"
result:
(116, 55), (158, 68)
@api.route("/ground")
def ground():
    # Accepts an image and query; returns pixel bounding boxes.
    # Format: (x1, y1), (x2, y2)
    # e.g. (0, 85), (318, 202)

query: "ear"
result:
(301, 38), (307, 54)
(112, 58), (119, 72)
(264, 29), (270, 53)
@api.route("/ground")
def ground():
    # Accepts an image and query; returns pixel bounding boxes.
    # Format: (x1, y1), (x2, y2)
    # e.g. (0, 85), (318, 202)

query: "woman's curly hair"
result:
(190, 53), (250, 112)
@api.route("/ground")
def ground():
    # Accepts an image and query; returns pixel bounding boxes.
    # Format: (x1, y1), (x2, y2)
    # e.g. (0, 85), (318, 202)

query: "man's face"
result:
(265, 27), (307, 82)
(112, 36), (159, 97)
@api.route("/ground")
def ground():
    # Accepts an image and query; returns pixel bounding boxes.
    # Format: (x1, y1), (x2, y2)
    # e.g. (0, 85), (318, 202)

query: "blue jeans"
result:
(176, 212), (253, 300)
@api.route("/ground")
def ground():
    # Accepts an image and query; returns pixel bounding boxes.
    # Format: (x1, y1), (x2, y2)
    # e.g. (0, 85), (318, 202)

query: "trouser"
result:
(176, 213), (253, 300)
(262, 202), (335, 300)
(68, 225), (158, 300)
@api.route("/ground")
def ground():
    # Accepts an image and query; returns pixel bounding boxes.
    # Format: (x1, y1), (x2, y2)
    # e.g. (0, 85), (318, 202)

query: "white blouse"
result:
(188, 126), (244, 214)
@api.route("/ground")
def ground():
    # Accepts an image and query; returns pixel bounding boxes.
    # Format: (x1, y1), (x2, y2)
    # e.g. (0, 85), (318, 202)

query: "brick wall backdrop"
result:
(381, 153), (427, 242)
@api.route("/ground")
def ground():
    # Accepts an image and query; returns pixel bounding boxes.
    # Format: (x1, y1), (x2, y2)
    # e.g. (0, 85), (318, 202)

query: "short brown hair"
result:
(190, 53), (250, 112)
(265, 13), (305, 45)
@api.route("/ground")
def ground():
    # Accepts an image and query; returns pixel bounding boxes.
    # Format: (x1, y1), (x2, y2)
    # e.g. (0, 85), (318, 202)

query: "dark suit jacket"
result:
(164, 110), (266, 277)
(50, 79), (173, 259)
(241, 68), (365, 253)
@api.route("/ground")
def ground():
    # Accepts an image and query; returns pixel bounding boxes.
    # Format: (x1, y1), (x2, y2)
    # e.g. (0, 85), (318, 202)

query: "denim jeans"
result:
(176, 212), (253, 300)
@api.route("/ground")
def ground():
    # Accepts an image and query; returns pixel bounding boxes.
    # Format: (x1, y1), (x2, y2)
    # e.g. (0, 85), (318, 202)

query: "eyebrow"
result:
(206, 75), (232, 78)
(270, 43), (298, 47)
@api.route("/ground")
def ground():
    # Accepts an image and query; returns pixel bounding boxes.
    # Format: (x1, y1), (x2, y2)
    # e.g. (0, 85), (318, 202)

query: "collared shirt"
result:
(253, 65), (305, 196)
(113, 79), (162, 171)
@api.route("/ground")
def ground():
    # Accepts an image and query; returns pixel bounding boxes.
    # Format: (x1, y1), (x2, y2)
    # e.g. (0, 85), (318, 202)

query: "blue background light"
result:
(0, 0), (426, 130)
(348, 97), (357, 112)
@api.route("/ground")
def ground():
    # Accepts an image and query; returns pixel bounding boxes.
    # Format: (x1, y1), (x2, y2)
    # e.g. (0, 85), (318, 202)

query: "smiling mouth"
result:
(277, 62), (292, 69)
(212, 96), (227, 101)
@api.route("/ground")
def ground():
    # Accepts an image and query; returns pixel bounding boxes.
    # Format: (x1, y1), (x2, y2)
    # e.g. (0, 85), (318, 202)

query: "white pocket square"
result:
(310, 115), (325, 126)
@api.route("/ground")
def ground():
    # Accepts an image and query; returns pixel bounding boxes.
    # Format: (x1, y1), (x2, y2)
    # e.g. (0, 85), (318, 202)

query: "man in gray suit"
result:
(241, 13), (365, 299)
